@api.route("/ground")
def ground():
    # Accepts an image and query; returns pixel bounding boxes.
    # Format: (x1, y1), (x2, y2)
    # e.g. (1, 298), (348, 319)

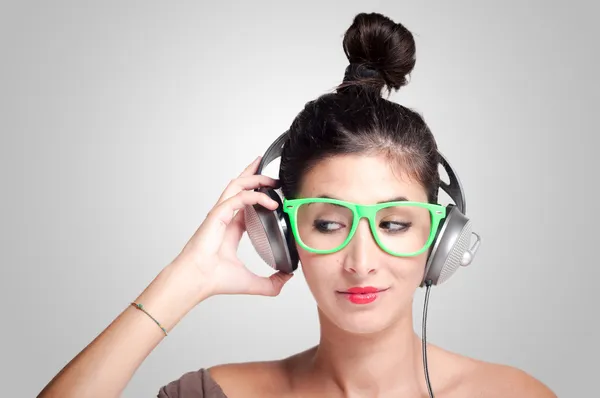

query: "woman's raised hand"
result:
(171, 156), (294, 302)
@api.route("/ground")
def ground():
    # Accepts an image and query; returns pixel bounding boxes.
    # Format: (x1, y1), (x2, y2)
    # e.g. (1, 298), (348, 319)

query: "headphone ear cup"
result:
(244, 187), (298, 274)
(422, 205), (474, 286)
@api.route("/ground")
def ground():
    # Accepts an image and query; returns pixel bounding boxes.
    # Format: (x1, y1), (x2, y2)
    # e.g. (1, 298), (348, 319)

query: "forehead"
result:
(297, 154), (429, 204)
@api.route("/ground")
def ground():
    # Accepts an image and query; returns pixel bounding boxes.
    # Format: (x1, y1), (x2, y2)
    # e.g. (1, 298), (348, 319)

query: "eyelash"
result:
(313, 220), (344, 233)
(379, 221), (412, 232)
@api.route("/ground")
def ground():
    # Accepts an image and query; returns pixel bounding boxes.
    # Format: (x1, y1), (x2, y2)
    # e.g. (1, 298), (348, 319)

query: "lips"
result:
(345, 286), (381, 294)
(338, 286), (388, 304)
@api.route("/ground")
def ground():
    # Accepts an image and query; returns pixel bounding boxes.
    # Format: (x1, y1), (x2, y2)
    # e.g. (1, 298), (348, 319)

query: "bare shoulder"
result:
(475, 362), (556, 397)
(434, 347), (557, 397)
(207, 354), (298, 398)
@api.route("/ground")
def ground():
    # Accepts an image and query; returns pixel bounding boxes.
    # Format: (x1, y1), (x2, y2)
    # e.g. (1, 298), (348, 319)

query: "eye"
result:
(313, 219), (345, 233)
(379, 221), (411, 232)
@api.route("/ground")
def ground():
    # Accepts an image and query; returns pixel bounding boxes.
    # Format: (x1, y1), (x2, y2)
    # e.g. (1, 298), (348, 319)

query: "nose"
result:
(342, 219), (379, 276)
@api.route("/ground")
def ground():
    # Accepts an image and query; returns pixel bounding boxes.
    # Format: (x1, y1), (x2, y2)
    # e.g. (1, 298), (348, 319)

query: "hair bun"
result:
(340, 12), (416, 93)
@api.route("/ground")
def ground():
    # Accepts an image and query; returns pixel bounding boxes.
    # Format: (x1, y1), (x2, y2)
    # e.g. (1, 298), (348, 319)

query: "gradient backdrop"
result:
(1, 1), (597, 397)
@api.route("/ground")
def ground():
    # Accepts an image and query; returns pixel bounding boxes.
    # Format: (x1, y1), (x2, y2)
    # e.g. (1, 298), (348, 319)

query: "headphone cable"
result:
(422, 279), (434, 398)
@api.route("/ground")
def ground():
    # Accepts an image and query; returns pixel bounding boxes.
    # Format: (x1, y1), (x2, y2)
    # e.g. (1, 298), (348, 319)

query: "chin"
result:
(332, 315), (394, 335)
(318, 297), (405, 335)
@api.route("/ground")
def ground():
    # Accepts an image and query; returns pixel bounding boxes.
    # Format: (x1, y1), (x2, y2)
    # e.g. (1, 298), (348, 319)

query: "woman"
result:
(38, 12), (556, 398)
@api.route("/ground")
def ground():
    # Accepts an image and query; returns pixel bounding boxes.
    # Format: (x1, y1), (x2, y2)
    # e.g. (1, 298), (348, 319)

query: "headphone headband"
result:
(256, 130), (467, 214)
(256, 130), (289, 174)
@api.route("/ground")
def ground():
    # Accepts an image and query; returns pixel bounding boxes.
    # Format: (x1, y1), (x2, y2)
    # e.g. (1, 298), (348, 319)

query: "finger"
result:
(222, 207), (246, 251)
(211, 190), (279, 226)
(236, 175), (280, 190)
(216, 175), (279, 205)
(245, 271), (294, 297)
(238, 156), (262, 178)
(199, 191), (279, 253)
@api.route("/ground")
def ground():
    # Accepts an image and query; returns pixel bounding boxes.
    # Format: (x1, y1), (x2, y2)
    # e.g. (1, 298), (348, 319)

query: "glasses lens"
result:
(374, 204), (432, 255)
(296, 202), (353, 251)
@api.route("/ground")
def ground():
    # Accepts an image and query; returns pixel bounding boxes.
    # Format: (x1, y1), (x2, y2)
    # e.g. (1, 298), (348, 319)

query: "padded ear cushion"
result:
(244, 187), (298, 274)
(421, 205), (473, 286)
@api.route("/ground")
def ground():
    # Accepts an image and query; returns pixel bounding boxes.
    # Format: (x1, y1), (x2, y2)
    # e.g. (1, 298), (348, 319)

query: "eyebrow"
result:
(317, 194), (409, 203)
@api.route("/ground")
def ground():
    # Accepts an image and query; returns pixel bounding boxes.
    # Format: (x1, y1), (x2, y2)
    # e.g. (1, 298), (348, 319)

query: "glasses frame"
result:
(282, 197), (447, 257)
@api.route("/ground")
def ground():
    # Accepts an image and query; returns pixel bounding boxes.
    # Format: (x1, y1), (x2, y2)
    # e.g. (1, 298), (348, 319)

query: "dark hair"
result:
(279, 12), (440, 203)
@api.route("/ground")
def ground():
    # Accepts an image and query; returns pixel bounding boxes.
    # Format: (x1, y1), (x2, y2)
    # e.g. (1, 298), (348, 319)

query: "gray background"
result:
(1, 1), (597, 397)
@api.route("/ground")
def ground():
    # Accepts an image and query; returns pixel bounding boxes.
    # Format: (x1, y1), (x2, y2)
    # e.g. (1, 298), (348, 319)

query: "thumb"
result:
(246, 271), (294, 297)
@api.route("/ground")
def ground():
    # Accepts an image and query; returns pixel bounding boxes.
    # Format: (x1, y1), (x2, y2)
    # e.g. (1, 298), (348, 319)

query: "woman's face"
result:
(295, 154), (432, 335)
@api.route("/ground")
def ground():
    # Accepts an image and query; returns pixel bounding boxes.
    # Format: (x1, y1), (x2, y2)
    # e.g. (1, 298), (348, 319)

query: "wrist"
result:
(133, 262), (211, 332)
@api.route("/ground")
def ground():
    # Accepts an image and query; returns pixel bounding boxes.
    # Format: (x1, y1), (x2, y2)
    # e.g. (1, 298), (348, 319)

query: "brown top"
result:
(157, 368), (228, 398)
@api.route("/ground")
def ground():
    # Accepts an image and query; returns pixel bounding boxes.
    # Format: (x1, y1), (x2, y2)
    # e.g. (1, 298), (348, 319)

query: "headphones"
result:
(244, 130), (481, 286)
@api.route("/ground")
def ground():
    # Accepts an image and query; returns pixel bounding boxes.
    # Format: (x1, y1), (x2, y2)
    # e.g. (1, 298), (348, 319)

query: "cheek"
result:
(390, 254), (429, 284)
(297, 250), (337, 289)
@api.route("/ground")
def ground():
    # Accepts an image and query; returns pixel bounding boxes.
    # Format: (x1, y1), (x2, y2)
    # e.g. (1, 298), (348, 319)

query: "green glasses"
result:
(282, 197), (446, 257)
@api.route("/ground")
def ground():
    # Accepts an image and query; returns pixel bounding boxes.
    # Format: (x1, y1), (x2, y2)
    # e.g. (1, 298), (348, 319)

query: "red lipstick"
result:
(340, 286), (385, 304)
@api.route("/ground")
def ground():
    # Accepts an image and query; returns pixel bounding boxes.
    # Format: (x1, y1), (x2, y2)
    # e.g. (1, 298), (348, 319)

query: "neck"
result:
(309, 307), (426, 397)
